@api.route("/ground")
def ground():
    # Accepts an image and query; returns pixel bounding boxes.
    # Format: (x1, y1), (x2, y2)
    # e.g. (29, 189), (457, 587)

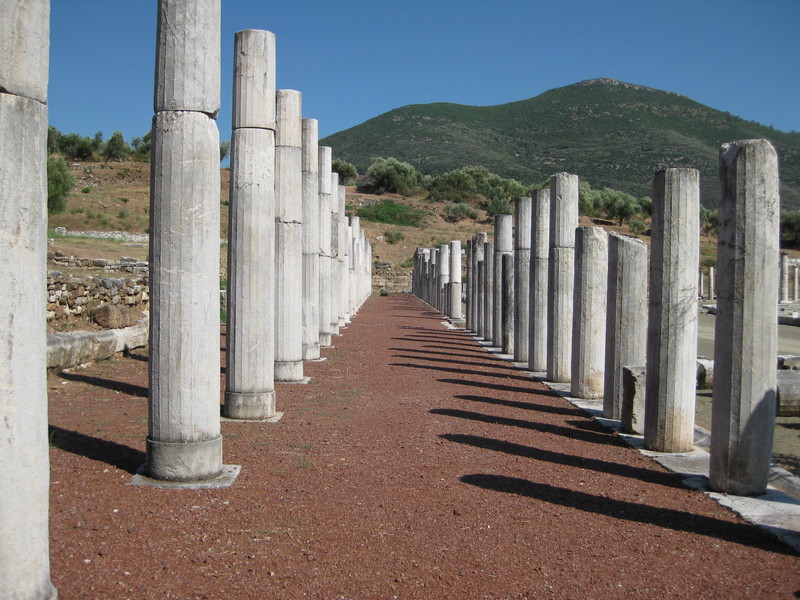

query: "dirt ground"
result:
(47, 295), (799, 599)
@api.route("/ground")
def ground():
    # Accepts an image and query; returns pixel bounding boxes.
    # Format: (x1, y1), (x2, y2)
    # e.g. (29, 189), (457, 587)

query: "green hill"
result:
(322, 78), (800, 209)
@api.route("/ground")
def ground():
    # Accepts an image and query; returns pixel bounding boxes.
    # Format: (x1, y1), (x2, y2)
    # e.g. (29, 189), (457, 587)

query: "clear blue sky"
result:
(49, 0), (800, 150)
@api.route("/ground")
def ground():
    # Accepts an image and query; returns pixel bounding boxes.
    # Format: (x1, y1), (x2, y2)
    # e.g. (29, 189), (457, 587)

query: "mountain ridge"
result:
(322, 78), (800, 208)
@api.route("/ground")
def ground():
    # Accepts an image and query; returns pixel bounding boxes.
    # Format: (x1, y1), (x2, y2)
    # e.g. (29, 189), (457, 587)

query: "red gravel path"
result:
(48, 294), (799, 599)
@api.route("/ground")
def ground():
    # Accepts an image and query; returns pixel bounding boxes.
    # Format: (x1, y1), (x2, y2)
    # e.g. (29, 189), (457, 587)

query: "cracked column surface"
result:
(0, 0), (58, 597)
(570, 226), (608, 399)
(644, 168), (699, 452)
(274, 89), (304, 381)
(302, 118), (321, 360)
(546, 173), (578, 383)
(148, 0), (225, 481)
(710, 139), (779, 496)
(493, 214), (513, 349)
(529, 188), (550, 372)
(514, 197), (532, 363)
(450, 240), (463, 320)
(224, 29), (277, 419)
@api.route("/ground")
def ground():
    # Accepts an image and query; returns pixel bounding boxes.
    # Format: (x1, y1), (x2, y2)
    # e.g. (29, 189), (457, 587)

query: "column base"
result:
(319, 333), (332, 347)
(145, 436), (223, 482)
(303, 344), (321, 361)
(274, 360), (305, 382)
(132, 463), (240, 489)
(223, 390), (276, 420)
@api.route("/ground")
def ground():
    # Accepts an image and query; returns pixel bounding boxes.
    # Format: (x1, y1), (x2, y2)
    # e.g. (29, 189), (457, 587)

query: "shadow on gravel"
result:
(48, 425), (145, 474)
(392, 353), (518, 371)
(454, 394), (580, 416)
(442, 433), (684, 488)
(392, 336), (478, 349)
(58, 371), (148, 398)
(430, 408), (622, 446)
(461, 473), (799, 556)
(392, 361), (536, 383)
(438, 377), (551, 397)
(388, 346), (508, 362)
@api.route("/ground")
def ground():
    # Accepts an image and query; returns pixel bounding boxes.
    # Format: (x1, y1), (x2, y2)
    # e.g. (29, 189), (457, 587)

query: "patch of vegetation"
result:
(356, 199), (426, 227)
(365, 157), (426, 196)
(81, 187), (91, 194)
(47, 157), (75, 214)
(332, 159), (358, 185)
(384, 230), (405, 244)
(443, 202), (478, 222)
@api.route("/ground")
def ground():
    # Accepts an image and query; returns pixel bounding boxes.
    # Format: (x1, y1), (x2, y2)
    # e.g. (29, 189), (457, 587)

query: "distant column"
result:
(0, 0), (58, 597)
(528, 188), (551, 372)
(570, 227), (608, 399)
(644, 168), (699, 452)
(274, 89), (305, 381)
(794, 264), (799, 302)
(514, 197), (532, 363)
(483, 240), (495, 343)
(780, 252), (790, 303)
(439, 243), (450, 315)
(337, 184), (349, 326)
(603, 233), (648, 419)
(699, 271), (705, 299)
(329, 172), (341, 335)
(709, 266), (716, 300)
(547, 173), (579, 382)
(148, 0), (225, 481)
(471, 233), (488, 332)
(224, 29), (277, 419)
(464, 241), (472, 328)
(493, 215), (513, 348)
(318, 147), (333, 347)
(301, 118), (321, 360)
(450, 240), (463, 321)
(502, 253), (515, 355)
(710, 139), (779, 496)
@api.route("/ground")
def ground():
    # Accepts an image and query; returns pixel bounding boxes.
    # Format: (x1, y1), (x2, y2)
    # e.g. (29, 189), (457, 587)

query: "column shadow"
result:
(58, 371), (148, 398)
(460, 473), (798, 556)
(454, 393), (579, 415)
(49, 425), (145, 474)
(392, 361), (535, 382)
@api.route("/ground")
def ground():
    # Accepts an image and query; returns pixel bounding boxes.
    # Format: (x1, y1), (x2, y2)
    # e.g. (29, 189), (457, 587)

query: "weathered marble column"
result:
(338, 184), (349, 326)
(224, 29), (277, 419)
(780, 251), (790, 303)
(302, 118), (321, 360)
(570, 227), (608, 399)
(471, 233), (488, 332)
(547, 173), (579, 382)
(476, 260), (485, 337)
(483, 240), (495, 343)
(450, 240), (463, 321)
(794, 264), (799, 302)
(274, 89), (305, 381)
(603, 233), (648, 419)
(318, 146), (333, 347)
(493, 214), (513, 348)
(329, 172), (341, 335)
(148, 0), (226, 481)
(0, 1), (58, 597)
(464, 240), (473, 328)
(644, 168), (699, 452)
(707, 266), (714, 300)
(502, 253), (515, 355)
(699, 271), (705, 299)
(439, 243), (450, 315)
(710, 139), (779, 496)
(529, 188), (551, 372)
(514, 197), (532, 363)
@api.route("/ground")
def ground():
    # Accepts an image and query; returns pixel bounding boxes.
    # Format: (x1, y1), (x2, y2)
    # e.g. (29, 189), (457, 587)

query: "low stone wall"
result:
(372, 264), (411, 294)
(47, 318), (149, 372)
(47, 269), (149, 321)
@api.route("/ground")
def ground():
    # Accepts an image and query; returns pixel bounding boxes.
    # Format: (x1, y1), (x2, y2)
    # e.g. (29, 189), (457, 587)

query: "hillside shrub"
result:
(781, 210), (800, 248)
(384, 230), (405, 244)
(57, 133), (94, 160)
(333, 159), (358, 185)
(486, 197), (512, 218)
(443, 202), (477, 222)
(427, 165), (527, 207)
(47, 157), (75, 214)
(700, 207), (719, 235)
(366, 157), (423, 196)
(628, 219), (647, 237)
(356, 199), (426, 227)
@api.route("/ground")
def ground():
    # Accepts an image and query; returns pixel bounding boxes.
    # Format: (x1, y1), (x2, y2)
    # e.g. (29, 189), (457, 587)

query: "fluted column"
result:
(450, 240), (463, 321)
(302, 118), (321, 360)
(528, 188), (550, 372)
(493, 214), (513, 348)
(514, 197), (532, 363)
(318, 147), (333, 347)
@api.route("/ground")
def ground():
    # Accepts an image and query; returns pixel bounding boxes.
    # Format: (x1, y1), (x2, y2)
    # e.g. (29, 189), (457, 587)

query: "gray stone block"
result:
(232, 29), (276, 130)
(621, 366), (647, 434)
(0, 0), (49, 102)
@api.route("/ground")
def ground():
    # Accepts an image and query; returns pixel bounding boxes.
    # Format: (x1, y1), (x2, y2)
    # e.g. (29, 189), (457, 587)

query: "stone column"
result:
(709, 266), (716, 300)
(502, 253), (515, 355)
(780, 251), (790, 303)
(603, 233), (648, 419)
(349, 217), (361, 317)
(483, 241), (495, 343)
(570, 227), (608, 399)
(224, 29), (277, 420)
(699, 271), (705, 299)
(329, 172), (340, 335)
(476, 261), (485, 337)
(0, 1), (58, 597)
(318, 146), (333, 347)
(464, 240), (472, 328)
(710, 139), (779, 496)
(148, 0), (226, 481)
(493, 214), (513, 348)
(338, 184), (349, 326)
(302, 118), (321, 360)
(547, 173), (579, 382)
(514, 197), (532, 363)
(794, 264), (799, 302)
(471, 234), (487, 332)
(450, 240), (463, 321)
(439, 243), (450, 315)
(529, 188), (551, 372)
(274, 89), (305, 381)
(644, 168), (699, 452)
